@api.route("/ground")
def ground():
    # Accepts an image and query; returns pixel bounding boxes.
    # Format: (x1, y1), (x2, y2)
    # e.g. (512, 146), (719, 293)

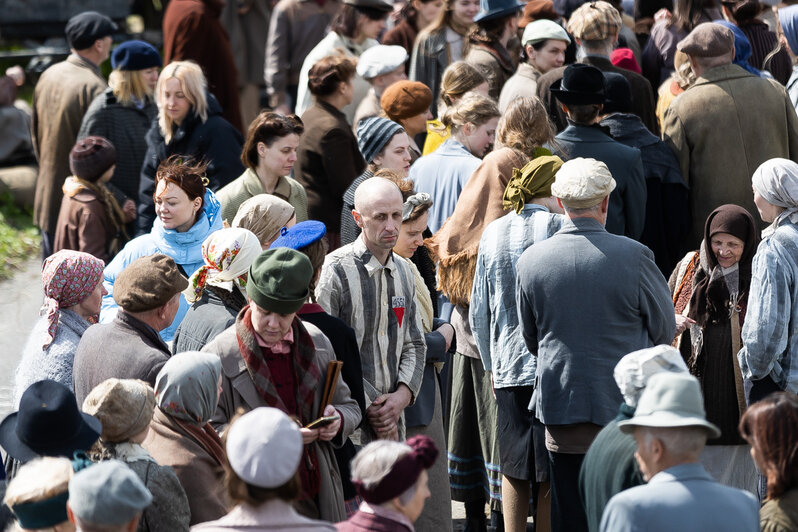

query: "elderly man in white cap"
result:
(67, 460), (152, 531)
(599, 373), (759, 532)
(579, 345), (688, 532)
(352, 45), (409, 129)
(516, 157), (675, 532)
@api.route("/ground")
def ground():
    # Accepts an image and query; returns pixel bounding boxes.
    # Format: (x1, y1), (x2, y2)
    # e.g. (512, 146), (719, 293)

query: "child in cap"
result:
(53, 136), (135, 263)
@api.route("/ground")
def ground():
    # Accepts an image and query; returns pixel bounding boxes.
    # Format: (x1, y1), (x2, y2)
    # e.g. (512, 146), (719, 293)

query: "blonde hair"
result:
(156, 61), (208, 143)
(495, 97), (556, 157)
(440, 92), (499, 135)
(438, 61), (486, 115)
(5, 457), (72, 507)
(109, 69), (154, 106)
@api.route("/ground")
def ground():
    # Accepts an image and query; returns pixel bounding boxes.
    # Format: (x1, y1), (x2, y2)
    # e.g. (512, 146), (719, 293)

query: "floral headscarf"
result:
(184, 228), (262, 303)
(40, 250), (105, 350)
(154, 351), (221, 425)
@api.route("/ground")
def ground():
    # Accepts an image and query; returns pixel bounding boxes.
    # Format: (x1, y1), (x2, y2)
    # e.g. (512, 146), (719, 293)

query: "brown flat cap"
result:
(114, 254), (188, 312)
(519, 0), (560, 28)
(381, 81), (433, 121)
(677, 22), (734, 57)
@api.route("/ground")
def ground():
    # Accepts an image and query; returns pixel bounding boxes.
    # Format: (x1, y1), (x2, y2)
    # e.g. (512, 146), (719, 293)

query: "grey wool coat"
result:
(202, 320), (361, 523)
(516, 217), (676, 427)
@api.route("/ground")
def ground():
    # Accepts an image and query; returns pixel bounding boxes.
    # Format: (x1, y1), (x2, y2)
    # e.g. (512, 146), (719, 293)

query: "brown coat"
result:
(53, 188), (116, 264)
(202, 320), (362, 522)
(163, 0), (243, 132)
(464, 44), (515, 100)
(143, 408), (228, 525)
(294, 101), (366, 234)
(383, 18), (419, 72)
(662, 64), (798, 248)
(32, 54), (106, 235)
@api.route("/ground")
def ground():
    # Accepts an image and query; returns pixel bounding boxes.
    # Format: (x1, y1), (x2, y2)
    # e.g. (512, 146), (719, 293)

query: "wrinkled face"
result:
(711, 232), (745, 269)
(162, 293), (181, 329)
(632, 428), (656, 482)
(395, 210), (429, 258)
(464, 116), (499, 157)
(161, 77), (191, 125)
(398, 470), (431, 523)
(141, 67), (160, 91)
(376, 65), (408, 92)
(401, 109), (433, 138)
(360, 14), (388, 40)
(355, 189), (404, 251)
(154, 180), (201, 232)
(416, 0), (444, 24)
(249, 301), (296, 344)
(373, 132), (413, 175)
(451, 0), (480, 26)
(75, 280), (108, 319)
(259, 134), (300, 178)
(528, 39), (568, 73)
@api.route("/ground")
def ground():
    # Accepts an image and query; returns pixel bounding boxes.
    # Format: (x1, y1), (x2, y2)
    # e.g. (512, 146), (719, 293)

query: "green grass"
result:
(0, 192), (39, 281)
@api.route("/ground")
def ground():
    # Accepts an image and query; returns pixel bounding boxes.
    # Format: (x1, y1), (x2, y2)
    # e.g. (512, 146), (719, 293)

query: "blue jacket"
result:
(100, 189), (224, 342)
(471, 204), (565, 388)
(516, 217), (675, 425)
(554, 123), (647, 240)
(408, 138), (481, 233)
(600, 462), (759, 532)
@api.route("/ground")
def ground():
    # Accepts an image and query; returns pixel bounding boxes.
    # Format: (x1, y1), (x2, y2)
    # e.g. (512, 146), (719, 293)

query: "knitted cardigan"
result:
(13, 309), (91, 406)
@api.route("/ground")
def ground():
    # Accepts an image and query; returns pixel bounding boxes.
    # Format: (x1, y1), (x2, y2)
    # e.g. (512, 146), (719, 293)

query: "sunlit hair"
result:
(154, 155), (207, 223)
(242, 112), (304, 169)
(109, 69), (154, 106)
(307, 53), (357, 98)
(156, 61), (208, 143)
(440, 91), (499, 135)
(438, 61), (486, 114)
(495, 97), (556, 157)
(4, 457), (72, 507)
(424, 0), (461, 33)
(739, 392), (798, 500)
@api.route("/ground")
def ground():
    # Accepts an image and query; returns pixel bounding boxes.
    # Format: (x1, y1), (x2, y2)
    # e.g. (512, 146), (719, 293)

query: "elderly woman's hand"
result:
(300, 427), (319, 444)
(317, 405), (341, 442)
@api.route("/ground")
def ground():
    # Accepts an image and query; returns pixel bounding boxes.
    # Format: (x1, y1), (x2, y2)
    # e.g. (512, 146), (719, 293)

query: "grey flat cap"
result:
(68, 460), (152, 525)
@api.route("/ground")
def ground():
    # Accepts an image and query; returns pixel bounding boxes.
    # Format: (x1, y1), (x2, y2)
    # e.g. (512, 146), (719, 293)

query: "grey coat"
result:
(516, 217), (676, 426)
(410, 27), (448, 116)
(202, 321), (361, 522)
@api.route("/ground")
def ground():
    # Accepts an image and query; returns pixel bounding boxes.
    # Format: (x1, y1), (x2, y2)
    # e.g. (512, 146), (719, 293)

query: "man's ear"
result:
(352, 209), (364, 229)
(66, 503), (76, 524)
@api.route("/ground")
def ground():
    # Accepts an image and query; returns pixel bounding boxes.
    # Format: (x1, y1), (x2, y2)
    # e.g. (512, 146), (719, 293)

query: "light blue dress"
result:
(100, 190), (223, 342)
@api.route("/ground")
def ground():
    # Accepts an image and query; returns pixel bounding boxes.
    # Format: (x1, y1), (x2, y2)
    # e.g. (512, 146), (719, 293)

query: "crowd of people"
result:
(1, 0), (798, 530)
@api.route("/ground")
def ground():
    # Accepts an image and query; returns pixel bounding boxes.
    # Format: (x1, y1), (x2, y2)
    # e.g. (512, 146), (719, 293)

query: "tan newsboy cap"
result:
(551, 157), (616, 208)
(114, 253), (188, 312)
(677, 22), (734, 57)
(567, 1), (621, 41)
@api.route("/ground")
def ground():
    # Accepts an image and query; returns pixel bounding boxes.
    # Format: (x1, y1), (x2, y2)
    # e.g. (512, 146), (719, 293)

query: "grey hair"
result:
(4, 457), (72, 507)
(351, 440), (413, 491)
(563, 202), (603, 215)
(639, 426), (708, 456)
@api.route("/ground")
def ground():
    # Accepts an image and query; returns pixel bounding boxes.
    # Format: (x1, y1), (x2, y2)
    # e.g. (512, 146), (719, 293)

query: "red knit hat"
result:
(69, 136), (117, 182)
(353, 435), (438, 504)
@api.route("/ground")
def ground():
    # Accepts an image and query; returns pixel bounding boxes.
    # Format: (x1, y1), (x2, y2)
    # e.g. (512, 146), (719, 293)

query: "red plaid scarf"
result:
(236, 307), (322, 498)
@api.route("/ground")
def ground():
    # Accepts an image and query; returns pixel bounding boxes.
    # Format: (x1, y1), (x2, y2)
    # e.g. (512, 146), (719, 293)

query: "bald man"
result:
(316, 177), (426, 443)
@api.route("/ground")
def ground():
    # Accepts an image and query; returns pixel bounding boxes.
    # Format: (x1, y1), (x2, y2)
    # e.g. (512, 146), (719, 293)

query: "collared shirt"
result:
(359, 501), (415, 531)
(255, 326), (294, 354)
(316, 236), (426, 408)
(738, 220), (798, 393)
(470, 204), (565, 388)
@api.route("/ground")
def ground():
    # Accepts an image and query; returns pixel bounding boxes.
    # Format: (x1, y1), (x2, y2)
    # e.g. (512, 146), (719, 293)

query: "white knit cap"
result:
(226, 407), (303, 488)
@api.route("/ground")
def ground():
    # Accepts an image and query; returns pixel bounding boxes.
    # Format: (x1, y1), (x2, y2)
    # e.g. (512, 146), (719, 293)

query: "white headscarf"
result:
(184, 228), (263, 303)
(752, 158), (798, 238)
(613, 345), (689, 408)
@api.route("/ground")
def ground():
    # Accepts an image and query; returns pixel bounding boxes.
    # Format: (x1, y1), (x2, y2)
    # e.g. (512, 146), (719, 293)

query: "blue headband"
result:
(12, 491), (69, 529)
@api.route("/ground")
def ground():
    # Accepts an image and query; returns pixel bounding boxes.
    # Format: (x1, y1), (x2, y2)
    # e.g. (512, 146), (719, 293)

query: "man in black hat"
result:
(551, 63), (647, 242)
(32, 11), (117, 258)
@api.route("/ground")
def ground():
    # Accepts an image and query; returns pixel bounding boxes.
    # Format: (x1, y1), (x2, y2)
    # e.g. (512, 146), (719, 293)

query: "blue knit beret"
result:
(270, 220), (327, 251)
(111, 40), (162, 71)
(356, 117), (404, 164)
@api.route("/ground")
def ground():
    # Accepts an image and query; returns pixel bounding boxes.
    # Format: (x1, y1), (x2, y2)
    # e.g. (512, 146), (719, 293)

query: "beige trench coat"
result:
(32, 54), (106, 235)
(202, 320), (361, 523)
(662, 63), (798, 247)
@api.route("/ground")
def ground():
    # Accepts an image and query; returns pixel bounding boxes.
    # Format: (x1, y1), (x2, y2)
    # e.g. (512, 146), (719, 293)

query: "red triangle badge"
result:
(392, 296), (405, 327)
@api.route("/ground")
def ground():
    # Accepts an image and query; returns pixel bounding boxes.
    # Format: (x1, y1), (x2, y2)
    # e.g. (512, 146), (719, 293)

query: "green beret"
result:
(246, 248), (313, 314)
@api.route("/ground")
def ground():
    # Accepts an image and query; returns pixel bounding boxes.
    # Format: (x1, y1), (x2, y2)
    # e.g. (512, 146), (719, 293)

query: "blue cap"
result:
(270, 220), (327, 251)
(68, 461), (152, 525)
(474, 0), (525, 23)
(111, 40), (162, 71)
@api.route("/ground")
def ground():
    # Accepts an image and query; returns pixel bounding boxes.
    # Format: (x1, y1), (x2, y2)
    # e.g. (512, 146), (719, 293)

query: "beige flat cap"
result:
(677, 22), (734, 57)
(551, 157), (616, 208)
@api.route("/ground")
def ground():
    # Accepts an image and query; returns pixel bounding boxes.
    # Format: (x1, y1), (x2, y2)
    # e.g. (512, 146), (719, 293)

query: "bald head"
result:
(354, 177), (403, 213)
(352, 177), (404, 262)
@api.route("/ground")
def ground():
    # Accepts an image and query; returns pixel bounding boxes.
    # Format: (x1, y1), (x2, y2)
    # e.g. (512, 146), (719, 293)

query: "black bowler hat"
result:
(65, 11), (118, 51)
(551, 63), (606, 105)
(0, 380), (102, 463)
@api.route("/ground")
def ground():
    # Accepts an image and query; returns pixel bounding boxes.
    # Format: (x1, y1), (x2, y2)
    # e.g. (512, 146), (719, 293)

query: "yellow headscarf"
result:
(502, 155), (564, 214)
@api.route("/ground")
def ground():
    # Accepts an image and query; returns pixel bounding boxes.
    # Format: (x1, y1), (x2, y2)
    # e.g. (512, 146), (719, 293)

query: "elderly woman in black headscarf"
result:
(668, 203), (759, 491)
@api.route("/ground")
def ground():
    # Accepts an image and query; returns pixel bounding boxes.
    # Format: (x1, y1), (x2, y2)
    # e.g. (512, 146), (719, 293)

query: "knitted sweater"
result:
(13, 309), (91, 406)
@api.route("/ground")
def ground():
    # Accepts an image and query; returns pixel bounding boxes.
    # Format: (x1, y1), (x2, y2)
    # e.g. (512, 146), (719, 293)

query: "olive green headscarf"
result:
(502, 155), (564, 214)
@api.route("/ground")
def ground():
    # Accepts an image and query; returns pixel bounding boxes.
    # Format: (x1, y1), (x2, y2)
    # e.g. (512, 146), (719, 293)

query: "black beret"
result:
(65, 11), (118, 51)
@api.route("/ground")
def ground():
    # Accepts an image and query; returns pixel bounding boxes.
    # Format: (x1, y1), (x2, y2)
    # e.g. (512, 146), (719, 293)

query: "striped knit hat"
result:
(356, 117), (404, 164)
